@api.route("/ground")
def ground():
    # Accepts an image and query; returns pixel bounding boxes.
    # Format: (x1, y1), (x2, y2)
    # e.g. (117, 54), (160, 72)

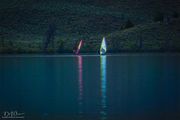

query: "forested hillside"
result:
(0, 0), (179, 53)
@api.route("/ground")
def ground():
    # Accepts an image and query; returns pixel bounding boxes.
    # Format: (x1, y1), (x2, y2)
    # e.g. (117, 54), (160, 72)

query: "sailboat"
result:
(100, 37), (107, 55)
(75, 40), (83, 55)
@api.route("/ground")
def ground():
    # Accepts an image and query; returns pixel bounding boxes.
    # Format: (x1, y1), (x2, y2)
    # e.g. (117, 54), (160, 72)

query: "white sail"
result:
(76, 40), (83, 55)
(100, 37), (107, 55)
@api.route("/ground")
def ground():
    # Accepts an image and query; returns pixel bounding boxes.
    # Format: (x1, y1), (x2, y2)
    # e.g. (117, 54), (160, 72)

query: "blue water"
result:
(0, 54), (180, 120)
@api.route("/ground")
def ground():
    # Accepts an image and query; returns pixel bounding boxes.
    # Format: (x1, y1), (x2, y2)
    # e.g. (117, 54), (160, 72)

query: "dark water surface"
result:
(0, 54), (180, 120)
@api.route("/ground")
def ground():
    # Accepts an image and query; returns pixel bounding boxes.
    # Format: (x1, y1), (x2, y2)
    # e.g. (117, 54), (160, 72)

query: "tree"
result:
(124, 19), (134, 29)
(0, 29), (7, 48)
(173, 11), (179, 19)
(153, 12), (164, 22)
(0, 34), (4, 47)
(138, 31), (143, 50)
(57, 39), (65, 53)
(43, 23), (56, 52)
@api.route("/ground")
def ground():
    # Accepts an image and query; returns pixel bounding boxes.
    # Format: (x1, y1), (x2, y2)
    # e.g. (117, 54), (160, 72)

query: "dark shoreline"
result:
(0, 50), (180, 56)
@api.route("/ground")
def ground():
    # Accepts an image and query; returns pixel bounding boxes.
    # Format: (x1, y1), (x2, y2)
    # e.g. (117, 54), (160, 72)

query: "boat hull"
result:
(100, 48), (106, 55)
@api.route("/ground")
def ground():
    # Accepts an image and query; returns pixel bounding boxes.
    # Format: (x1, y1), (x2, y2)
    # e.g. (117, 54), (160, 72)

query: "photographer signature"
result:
(1, 111), (25, 119)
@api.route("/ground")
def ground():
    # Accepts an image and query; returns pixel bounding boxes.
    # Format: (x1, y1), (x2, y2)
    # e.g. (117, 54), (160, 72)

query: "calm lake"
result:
(0, 54), (180, 120)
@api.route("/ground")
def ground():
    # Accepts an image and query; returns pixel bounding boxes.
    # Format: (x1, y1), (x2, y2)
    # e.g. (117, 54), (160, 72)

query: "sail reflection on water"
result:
(77, 55), (83, 118)
(100, 55), (107, 120)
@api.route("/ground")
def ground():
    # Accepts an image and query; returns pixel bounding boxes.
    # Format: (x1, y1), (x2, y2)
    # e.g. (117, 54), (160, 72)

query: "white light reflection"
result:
(100, 55), (107, 120)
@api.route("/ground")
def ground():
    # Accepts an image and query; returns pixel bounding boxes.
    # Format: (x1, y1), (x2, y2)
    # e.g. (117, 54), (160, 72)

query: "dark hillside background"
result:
(0, 0), (180, 53)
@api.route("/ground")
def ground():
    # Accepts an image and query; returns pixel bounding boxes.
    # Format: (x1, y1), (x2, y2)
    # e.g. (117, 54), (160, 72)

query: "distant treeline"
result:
(0, 1), (179, 53)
